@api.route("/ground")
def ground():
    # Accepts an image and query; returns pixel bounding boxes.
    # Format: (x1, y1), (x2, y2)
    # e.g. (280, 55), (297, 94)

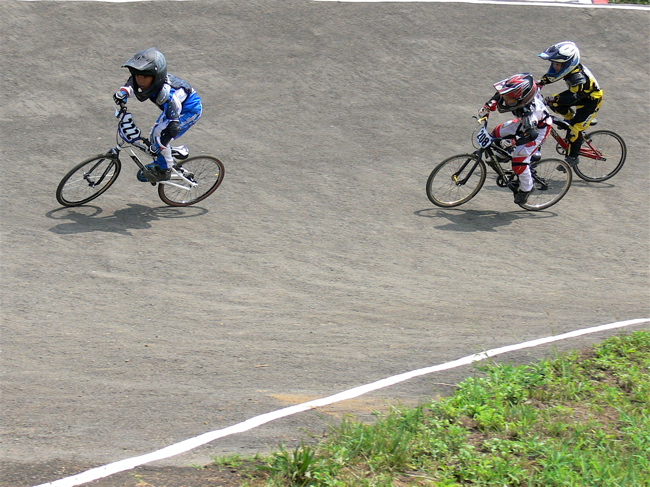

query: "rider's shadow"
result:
(46, 204), (207, 236)
(415, 208), (555, 232)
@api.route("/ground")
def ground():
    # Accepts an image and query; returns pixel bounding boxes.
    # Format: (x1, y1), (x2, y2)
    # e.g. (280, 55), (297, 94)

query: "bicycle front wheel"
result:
(574, 130), (627, 182)
(158, 155), (225, 206)
(426, 154), (486, 207)
(56, 154), (121, 207)
(519, 158), (572, 211)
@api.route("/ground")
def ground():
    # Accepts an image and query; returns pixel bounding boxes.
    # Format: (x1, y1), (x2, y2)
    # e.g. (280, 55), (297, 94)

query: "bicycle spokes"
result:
(84, 158), (116, 187)
(579, 141), (605, 161)
(158, 156), (225, 207)
(426, 154), (487, 208)
(520, 158), (572, 211)
(533, 174), (549, 191)
(453, 158), (480, 185)
(56, 155), (121, 207)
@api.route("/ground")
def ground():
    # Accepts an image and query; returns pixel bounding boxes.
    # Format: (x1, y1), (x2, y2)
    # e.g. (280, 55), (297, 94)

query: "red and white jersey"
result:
(513, 92), (553, 130)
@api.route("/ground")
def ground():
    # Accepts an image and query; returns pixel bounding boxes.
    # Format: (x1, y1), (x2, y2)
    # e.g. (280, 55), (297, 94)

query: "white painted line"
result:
(11, 0), (176, 2)
(315, 0), (650, 11)
(18, 0), (650, 10)
(19, 0), (650, 9)
(35, 318), (649, 487)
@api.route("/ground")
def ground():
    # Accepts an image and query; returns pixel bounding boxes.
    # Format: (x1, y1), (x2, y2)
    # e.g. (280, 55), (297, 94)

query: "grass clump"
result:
(219, 331), (650, 486)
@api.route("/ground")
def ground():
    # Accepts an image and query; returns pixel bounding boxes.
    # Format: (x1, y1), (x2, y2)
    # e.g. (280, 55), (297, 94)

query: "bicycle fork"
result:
(85, 150), (119, 188)
(453, 157), (480, 185)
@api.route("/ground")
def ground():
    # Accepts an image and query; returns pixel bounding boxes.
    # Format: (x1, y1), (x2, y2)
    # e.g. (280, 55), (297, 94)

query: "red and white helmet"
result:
(493, 73), (537, 113)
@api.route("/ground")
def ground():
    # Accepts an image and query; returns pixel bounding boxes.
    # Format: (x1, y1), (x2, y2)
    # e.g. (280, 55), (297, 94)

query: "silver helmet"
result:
(122, 48), (168, 101)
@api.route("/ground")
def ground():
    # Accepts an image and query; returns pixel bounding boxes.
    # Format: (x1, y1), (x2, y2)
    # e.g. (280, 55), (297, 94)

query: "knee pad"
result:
(511, 162), (529, 175)
(160, 121), (182, 146)
(567, 125), (582, 143)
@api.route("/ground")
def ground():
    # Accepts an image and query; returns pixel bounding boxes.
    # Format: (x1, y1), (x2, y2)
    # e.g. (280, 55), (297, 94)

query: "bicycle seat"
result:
(172, 146), (189, 160)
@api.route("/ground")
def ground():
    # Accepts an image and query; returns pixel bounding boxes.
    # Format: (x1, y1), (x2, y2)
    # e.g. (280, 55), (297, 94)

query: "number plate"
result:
(118, 113), (142, 142)
(475, 126), (493, 149)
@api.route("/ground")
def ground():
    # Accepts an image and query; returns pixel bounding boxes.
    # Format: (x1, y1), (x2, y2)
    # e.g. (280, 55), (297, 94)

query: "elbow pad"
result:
(156, 84), (171, 105)
(516, 127), (538, 146)
(165, 103), (180, 121)
(565, 70), (587, 88)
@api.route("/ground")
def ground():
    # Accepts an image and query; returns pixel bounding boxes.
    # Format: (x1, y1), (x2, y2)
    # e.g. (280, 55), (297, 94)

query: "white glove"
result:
(544, 96), (556, 106)
(500, 139), (515, 149)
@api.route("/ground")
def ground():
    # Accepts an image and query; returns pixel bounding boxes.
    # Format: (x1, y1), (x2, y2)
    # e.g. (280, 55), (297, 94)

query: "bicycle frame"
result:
(469, 118), (551, 191)
(57, 105), (225, 208)
(426, 115), (572, 210)
(471, 119), (520, 185)
(114, 106), (197, 190)
(547, 119), (606, 162)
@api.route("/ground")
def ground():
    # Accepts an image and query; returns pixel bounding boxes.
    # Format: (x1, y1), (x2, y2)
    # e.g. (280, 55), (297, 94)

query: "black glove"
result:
(147, 141), (162, 157)
(113, 89), (128, 105)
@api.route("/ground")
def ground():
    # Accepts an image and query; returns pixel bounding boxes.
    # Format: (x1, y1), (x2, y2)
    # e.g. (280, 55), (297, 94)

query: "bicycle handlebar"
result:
(473, 115), (514, 144)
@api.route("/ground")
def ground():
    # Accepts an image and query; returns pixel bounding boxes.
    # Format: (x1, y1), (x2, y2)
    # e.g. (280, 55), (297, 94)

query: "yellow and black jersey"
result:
(542, 64), (604, 106)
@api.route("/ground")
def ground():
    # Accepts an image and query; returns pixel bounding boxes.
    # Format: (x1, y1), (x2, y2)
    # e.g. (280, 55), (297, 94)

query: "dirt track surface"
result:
(1, 1), (649, 485)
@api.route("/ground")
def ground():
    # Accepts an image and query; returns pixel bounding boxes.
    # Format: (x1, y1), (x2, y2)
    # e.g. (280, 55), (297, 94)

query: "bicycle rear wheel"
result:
(519, 158), (572, 211)
(158, 155), (225, 206)
(426, 154), (486, 207)
(56, 154), (121, 207)
(574, 130), (626, 182)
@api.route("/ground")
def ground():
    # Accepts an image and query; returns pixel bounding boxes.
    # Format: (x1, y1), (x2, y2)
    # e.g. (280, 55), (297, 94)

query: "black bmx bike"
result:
(426, 117), (572, 211)
(56, 105), (225, 207)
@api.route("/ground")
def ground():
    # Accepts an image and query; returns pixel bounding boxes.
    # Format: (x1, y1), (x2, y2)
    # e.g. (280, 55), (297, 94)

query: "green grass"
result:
(212, 331), (650, 486)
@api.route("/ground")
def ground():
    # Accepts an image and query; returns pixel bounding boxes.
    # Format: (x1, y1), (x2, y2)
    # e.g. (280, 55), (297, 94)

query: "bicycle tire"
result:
(56, 154), (121, 207)
(426, 154), (487, 207)
(158, 155), (225, 207)
(519, 158), (572, 211)
(573, 130), (627, 182)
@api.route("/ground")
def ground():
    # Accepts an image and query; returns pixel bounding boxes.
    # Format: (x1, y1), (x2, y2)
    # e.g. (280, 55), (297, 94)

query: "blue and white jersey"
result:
(122, 73), (202, 121)
(151, 74), (202, 121)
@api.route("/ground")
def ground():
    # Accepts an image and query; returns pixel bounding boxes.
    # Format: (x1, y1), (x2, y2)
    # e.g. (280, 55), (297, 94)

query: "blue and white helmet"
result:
(538, 41), (580, 82)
